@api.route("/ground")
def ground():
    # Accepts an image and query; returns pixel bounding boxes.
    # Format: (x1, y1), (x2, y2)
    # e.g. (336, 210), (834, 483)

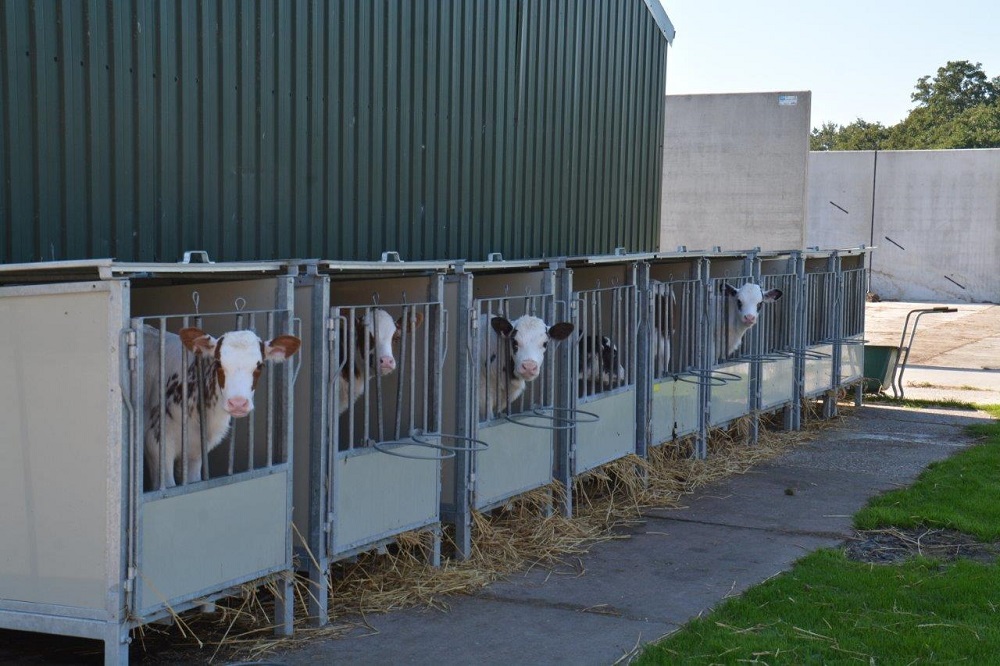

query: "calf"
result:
(335, 308), (424, 414)
(718, 282), (782, 358)
(143, 325), (301, 489)
(481, 315), (574, 419)
(578, 334), (626, 392)
(651, 283), (676, 372)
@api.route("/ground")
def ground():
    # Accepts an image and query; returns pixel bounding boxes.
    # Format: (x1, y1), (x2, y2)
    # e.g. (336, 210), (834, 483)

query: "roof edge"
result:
(642, 0), (676, 43)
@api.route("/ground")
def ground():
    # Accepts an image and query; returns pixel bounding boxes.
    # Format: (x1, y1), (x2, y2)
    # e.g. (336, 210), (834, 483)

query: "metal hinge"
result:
(124, 567), (136, 592)
(126, 330), (138, 369)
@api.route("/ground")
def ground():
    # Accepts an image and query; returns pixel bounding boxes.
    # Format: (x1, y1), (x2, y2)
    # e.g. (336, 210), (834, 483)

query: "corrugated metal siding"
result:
(0, 0), (668, 263)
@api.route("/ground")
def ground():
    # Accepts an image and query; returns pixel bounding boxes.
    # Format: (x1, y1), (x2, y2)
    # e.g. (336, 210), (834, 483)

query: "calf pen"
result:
(0, 259), (299, 666)
(560, 256), (641, 511)
(292, 259), (449, 625)
(444, 259), (575, 558)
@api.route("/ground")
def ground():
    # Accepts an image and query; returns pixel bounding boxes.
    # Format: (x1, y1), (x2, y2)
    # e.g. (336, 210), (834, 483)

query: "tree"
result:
(810, 119), (889, 151)
(812, 60), (1000, 150)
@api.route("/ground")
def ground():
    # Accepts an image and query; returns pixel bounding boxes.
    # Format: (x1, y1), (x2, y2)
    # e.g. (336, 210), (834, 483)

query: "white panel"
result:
(709, 362), (751, 426)
(575, 391), (636, 474)
(650, 377), (699, 445)
(761, 357), (796, 410)
(804, 345), (835, 396)
(138, 472), (288, 614)
(474, 420), (553, 510)
(0, 285), (115, 611)
(840, 342), (864, 384)
(332, 446), (440, 555)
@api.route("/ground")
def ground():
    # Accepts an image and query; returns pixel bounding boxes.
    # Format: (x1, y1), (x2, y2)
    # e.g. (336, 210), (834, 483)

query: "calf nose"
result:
(742, 314), (757, 326)
(519, 360), (539, 379)
(379, 355), (396, 373)
(226, 397), (251, 415)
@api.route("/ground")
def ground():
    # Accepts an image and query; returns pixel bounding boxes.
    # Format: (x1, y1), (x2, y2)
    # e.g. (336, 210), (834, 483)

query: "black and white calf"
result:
(481, 315), (574, 419)
(335, 307), (424, 415)
(719, 282), (783, 357)
(578, 334), (626, 392)
(143, 326), (302, 489)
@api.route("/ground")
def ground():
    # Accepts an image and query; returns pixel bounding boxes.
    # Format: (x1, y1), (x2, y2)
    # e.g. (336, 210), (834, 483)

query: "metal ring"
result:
(411, 431), (490, 453)
(744, 352), (793, 363)
(795, 349), (833, 359)
(501, 406), (600, 430)
(675, 373), (727, 387)
(371, 439), (456, 460)
(672, 369), (743, 387)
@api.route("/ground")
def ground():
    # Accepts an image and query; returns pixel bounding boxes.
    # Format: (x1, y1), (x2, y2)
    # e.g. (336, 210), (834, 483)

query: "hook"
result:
(191, 291), (201, 315)
(371, 292), (381, 306)
(234, 297), (247, 312)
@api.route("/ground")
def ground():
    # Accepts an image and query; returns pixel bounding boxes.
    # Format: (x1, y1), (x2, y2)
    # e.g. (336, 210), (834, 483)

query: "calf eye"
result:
(736, 300), (743, 309)
(543, 341), (548, 349)
(512, 341), (519, 353)
(757, 303), (763, 311)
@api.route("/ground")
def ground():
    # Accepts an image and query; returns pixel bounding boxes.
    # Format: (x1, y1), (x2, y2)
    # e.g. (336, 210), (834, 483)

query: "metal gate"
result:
(705, 254), (757, 433)
(445, 261), (574, 558)
(753, 255), (799, 415)
(837, 252), (868, 390)
(565, 260), (640, 483)
(129, 300), (298, 625)
(800, 254), (838, 401)
(295, 262), (448, 625)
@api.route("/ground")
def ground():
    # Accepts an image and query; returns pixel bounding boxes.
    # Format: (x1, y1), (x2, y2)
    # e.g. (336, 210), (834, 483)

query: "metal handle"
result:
(372, 438), (456, 460)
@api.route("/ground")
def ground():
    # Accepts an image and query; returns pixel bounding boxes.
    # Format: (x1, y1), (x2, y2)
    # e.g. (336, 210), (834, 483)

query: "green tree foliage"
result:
(810, 60), (1000, 150)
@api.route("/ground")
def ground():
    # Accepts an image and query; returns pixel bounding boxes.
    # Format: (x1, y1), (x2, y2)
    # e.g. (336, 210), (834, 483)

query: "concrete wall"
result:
(808, 149), (1000, 303)
(659, 92), (811, 252)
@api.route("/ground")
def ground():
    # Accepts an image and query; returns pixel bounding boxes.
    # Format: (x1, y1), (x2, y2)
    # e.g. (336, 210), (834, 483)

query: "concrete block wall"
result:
(808, 149), (1000, 303)
(659, 92), (811, 252)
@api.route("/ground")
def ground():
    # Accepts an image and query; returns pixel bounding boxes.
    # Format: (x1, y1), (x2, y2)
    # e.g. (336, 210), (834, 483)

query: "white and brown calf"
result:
(143, 325), (301, 489)
(480, 315), (574, 420)
(335, 308), (424, 415)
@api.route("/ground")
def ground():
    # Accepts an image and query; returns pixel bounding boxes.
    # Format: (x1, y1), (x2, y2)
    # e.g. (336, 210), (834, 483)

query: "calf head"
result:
(723, 283), (783, 328)
(580, 335), (626, 385)
(355, 308), (424, 376)
(180, 327), (302, 418)
(491, 315), (574, 382)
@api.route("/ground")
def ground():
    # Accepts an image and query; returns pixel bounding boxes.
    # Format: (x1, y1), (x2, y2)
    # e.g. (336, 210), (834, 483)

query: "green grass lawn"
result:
(637, 404), (1000, 665)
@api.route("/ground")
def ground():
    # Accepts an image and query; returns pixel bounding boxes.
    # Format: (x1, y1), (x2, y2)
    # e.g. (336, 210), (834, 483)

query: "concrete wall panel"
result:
(660, 92), (811, 252)
(807, 149), (1000, 303)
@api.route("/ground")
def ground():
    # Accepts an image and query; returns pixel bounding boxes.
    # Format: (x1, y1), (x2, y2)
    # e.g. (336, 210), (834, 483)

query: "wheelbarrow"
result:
(863, 306), (957, 398)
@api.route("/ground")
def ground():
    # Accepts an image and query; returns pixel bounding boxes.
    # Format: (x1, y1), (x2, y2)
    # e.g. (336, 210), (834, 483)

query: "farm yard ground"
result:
(1, 301), (997, 665)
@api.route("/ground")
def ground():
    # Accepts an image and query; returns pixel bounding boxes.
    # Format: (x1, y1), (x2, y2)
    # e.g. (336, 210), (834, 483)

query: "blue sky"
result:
(661, 1), (1000, 129)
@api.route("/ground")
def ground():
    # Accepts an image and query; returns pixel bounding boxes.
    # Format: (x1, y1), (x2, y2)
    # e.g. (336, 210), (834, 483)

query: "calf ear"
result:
(548, 322), (574, 340)
(397, 311), (425, 333)
(265, 335), (302, 362)
(491, 316), (514, 337)
(722, 283), (738, 296)
(763, 289), (783, 302)
(180, 328), (217, 355)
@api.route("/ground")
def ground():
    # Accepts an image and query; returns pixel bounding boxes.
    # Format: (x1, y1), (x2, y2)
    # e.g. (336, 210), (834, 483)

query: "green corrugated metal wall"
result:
(0, 1), (669, 263)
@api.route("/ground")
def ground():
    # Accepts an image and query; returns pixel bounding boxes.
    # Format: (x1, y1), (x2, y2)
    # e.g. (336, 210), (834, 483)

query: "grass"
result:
(637, 404), (1000, 665)
(863, 393), (982, 411)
